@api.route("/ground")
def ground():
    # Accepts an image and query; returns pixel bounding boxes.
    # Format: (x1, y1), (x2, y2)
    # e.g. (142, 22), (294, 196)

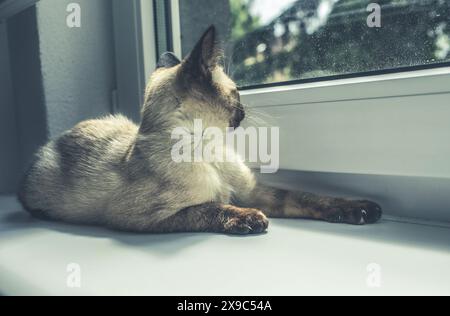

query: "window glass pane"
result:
(178, 0), (450, 87)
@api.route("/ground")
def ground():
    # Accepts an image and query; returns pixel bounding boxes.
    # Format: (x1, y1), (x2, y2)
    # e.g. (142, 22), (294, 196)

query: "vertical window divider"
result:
(112, 0), (157, 122)
(169, 0), (182, 59)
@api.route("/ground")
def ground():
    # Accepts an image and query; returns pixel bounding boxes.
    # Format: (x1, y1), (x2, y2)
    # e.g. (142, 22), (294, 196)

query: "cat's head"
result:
(141, 26), (244, 133)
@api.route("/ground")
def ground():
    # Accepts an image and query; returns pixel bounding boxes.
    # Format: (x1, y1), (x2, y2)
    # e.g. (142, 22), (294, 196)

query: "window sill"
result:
(1, 195), (449, 295)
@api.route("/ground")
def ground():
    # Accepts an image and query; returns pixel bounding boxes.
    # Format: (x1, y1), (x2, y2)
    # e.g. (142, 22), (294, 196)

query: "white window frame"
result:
(112, 0), (157, 122)
(240, 67), (450, 107)
(148, 1), (450, 171)
(150, 2), (450, 223)
(169, 0), (182, 59)
(138, 1), (450, 176)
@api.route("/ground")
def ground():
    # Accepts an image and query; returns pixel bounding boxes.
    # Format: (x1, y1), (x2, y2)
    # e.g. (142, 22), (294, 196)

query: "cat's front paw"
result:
(326, 200), (382, 225)
(223, 208), (269, 235)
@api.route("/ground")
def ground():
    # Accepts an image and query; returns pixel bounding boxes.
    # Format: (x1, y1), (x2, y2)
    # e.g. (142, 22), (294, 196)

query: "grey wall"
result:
(0, 21), (20, 193)
(0, 0), (116, 194)
(8, 5), (48, 177)
(35, 0), (116, 137)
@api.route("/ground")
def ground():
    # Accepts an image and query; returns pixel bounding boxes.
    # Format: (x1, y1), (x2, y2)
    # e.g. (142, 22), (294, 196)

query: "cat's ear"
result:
(182, 25), (219, 79)
(157, 52), (181, 69)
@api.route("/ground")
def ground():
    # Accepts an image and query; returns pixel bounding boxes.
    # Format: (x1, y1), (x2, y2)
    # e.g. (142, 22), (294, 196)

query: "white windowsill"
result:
(1, 195), (449, 295)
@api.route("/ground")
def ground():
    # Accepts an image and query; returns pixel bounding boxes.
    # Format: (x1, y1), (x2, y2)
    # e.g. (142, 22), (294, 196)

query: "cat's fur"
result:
(18, 26), (382, 234)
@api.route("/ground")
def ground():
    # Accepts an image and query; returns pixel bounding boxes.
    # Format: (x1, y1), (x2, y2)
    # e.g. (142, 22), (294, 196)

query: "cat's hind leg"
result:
(238, 184), (382, 225)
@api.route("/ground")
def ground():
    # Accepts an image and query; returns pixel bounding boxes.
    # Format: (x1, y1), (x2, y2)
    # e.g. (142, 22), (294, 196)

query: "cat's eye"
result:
(231, 89), (240, 102)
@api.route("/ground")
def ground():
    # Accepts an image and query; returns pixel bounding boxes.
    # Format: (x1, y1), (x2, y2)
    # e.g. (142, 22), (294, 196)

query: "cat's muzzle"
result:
(230, 108), (245, 128)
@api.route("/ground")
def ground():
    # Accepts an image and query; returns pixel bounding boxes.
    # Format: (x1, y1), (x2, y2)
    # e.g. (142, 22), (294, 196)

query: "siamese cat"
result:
(18, 26), (382, 234)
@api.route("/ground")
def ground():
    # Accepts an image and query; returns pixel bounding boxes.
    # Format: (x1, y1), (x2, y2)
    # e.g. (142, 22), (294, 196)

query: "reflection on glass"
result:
(180, 0), (450, 87)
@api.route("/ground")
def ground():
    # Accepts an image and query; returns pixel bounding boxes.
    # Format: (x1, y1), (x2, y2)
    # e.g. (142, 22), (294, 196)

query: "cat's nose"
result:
(231, 108), (245, 128)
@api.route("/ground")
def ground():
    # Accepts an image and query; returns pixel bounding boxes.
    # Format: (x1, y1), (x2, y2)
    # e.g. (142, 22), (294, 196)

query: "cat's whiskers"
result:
(230, 101), (277, 127)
